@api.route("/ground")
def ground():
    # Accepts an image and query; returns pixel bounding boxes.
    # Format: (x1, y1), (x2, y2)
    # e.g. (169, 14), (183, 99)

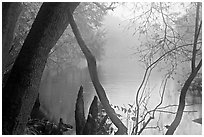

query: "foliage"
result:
(7, 2), (108, 74)
(97, 103), (114, 135)
(10, 3), (41, 64)
(25, 118), (73, 135)
(47, 2), (108, 72)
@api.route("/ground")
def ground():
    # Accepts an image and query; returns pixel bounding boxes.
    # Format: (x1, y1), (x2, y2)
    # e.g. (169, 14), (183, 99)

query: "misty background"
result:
(37, 7), (202, 134)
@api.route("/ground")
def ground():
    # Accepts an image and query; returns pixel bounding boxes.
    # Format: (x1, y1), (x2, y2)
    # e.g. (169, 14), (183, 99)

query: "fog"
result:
(38, 6), (202, 135)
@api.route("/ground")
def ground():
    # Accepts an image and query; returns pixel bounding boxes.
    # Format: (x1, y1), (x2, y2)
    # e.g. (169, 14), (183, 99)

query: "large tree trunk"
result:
(2, 2), (22, 75)
(2, 2), (79, 134)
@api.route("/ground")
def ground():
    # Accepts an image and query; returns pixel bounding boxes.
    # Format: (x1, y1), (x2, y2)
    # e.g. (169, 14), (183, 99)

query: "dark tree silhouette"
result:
(2, 2), (79, 134)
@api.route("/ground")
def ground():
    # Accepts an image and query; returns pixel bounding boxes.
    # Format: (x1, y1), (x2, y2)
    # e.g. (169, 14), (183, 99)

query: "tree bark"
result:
(2, 2), (79, 134)
(75, 86), (86, 135)
(2, 2), (22, 75)
(67, 9), (127, 135)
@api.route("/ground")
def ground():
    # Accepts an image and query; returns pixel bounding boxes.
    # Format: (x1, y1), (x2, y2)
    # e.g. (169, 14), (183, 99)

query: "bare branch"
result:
(133, 41), (192, 134)
(153, 74), (170, 116)
(155, 110), (197, 114)
(191, 2), (201, 72)
(138, 116), (153, 135)
(157, 103), (200, 110)
(138, 74), (169, 134)
(93, 2), (116, 12)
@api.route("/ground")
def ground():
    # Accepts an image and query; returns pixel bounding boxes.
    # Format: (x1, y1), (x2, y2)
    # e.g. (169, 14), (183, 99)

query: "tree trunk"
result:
(2, 2), (79, 134)
(2, 2), (22, 75)
(165, 2), (202, 134)
(165, 61), (201, 135)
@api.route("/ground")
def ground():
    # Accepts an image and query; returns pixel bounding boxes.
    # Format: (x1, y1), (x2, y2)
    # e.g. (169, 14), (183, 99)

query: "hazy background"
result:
(38, 5), (202, 135)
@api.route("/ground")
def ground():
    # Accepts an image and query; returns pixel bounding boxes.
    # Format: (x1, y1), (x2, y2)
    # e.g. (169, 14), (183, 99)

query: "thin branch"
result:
(152, 74), (170, 117)
(196, 20), (202, 37)
(133, 42), (191, 134)
(93, 2), (116, 12)
(155, 110), (197, 114)
(191, 2), (201, 72)
(160, 3), (168, 43)
(138, 116), (153, 135)
(137, 74), (169, 134)
(139, 67), (152, 104)
(157, 103), (200, 110)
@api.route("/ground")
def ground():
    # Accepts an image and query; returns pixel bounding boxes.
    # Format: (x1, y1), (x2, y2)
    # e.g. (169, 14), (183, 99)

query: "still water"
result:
(39, 56), (202, 135)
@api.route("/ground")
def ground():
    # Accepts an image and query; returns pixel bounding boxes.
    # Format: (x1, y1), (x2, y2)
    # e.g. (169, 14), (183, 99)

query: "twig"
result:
(93, 2), (116, 12)
(137, 74), (170, 134)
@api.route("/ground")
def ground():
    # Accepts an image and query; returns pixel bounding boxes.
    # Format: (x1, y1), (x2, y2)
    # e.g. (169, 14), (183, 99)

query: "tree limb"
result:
(165, 59), (202, 135)
(137, 74), (169, 134)
(67, 9), (127, 135)
(165, 3), (202, 134)
(191, 2), (201, 72)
